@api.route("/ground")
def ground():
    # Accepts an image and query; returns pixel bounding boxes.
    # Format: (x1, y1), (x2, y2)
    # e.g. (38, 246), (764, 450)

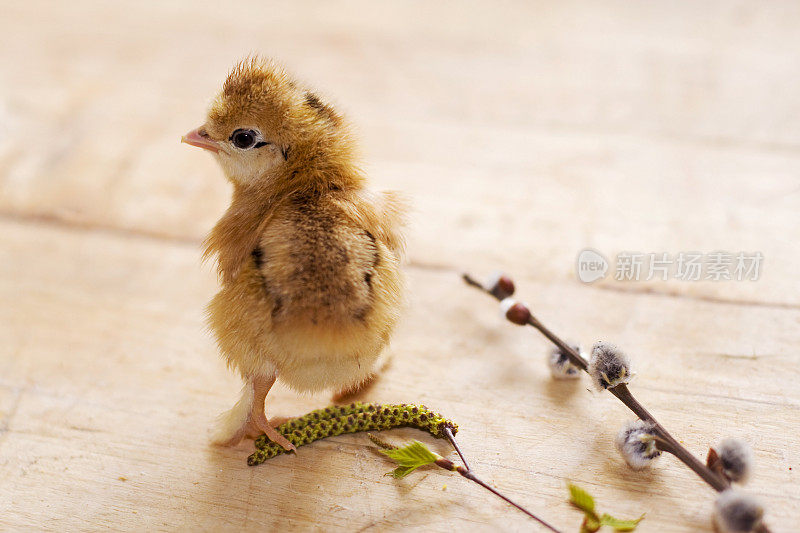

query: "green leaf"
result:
(599, 513), (644, 531)
(568, 484), (644, 532)
(388, 465), (417, 479)
(380, 440), (440, 478)
(581, 514), (601, 533)
(568, 484), (596, 514)
(381, 440), (440, 466)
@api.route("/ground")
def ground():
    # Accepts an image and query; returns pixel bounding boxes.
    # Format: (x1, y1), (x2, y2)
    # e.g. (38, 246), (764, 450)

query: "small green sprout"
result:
(378, 440), (442, 478)
(568, 484), (643, 532)
(374, 436), (562, 532)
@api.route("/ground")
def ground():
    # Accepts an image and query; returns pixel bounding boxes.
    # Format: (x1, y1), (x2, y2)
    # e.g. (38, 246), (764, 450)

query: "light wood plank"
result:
(1, 1), (799, 530)
(1, 1), (798, 306)
(1, 220), (797, 531)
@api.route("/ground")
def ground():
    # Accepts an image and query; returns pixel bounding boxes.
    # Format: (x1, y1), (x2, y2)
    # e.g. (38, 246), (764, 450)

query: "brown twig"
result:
(463, 273), (730, 492)
(466, 272), (775, 531)
(434, 457), (563, 532)
(442, 426), (558, 530)
(443, 426), (471, 471)
(466, 271), (777, 531)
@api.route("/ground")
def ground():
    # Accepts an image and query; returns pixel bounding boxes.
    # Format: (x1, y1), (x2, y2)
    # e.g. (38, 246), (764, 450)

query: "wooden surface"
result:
(1, 1), (799, 531)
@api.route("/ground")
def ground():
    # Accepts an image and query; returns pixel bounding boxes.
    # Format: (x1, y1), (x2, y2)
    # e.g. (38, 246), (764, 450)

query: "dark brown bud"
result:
(486, 271), (516, 299)
(500, 298), (531, 325)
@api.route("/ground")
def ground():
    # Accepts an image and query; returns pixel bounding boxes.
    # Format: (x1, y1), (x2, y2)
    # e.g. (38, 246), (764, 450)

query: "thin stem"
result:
(527, 315), (588, 372)
(462, 273), (485, 291)
(612, 384), (729, 492)
(444, 427), (471, 471)
(435, 458), (562, 532)
(463, 272), (729, 493)
(459, 468), (563, 533)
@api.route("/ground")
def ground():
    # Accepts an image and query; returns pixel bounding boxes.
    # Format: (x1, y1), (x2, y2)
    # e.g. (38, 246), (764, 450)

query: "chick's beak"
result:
(181, 127), (220, 153)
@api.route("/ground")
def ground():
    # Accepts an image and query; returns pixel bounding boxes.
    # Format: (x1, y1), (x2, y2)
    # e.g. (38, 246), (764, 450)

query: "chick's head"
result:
(183, 57), (344, 186)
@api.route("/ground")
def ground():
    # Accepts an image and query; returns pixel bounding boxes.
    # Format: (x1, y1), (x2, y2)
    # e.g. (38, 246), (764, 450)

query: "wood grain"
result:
(1, 1), (798, 531)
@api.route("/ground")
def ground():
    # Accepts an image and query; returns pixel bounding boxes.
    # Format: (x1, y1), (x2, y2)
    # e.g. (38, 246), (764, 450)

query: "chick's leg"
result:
(249, 375), (296, 452)
(211, 375), (295, 451)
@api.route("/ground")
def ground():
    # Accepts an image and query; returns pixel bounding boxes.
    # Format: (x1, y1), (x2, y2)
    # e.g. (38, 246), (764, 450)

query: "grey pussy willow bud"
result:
(615, 419), (661, 469)
(714, 438), (753, 484)
(713, 490), (764, 533)
(588, 341), (632, 390)
(548, 344), (581, 379)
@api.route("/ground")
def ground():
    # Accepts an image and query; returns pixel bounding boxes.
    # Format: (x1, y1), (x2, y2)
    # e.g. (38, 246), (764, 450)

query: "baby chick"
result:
(182, 58), (406, 451)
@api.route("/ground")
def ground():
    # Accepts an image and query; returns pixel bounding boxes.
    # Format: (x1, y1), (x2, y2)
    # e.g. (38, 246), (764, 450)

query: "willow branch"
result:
(462, 273), (730, 493)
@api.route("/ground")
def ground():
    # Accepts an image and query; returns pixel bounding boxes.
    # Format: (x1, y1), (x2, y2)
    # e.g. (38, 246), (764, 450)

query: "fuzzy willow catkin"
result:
(248, 402), (458, 466)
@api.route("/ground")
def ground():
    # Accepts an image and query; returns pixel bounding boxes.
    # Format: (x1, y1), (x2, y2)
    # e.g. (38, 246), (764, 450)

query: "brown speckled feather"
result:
(195, 57), (407, 396)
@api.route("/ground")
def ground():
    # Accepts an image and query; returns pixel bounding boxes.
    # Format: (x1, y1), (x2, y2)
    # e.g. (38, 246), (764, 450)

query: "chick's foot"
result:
(211, 374), (295, 452)
(251, 411), (296, 452)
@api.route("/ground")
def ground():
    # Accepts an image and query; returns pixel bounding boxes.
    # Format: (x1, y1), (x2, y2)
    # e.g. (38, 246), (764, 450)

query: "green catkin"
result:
(248, 402), (458, 466)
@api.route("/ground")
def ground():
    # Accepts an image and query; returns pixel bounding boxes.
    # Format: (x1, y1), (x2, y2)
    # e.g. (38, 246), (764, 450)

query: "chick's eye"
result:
(230, 129), (257, 149)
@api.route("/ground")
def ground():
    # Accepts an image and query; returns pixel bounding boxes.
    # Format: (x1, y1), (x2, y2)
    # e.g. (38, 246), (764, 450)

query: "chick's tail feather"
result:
(210, 381), (254, 445)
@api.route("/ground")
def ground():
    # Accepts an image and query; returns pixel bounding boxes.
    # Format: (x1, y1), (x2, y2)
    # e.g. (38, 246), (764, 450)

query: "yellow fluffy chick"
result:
(182, 58), (406, 451)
